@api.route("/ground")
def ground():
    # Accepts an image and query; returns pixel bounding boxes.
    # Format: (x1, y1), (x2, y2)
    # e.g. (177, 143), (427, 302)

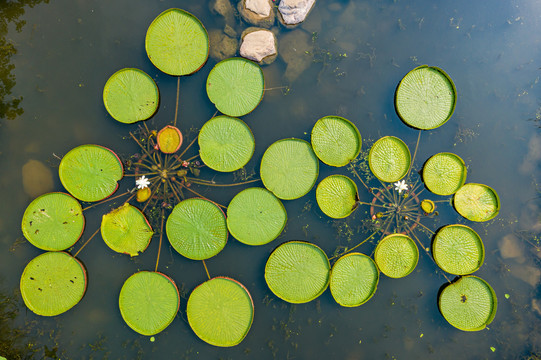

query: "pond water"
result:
(2, 0), (541, 359)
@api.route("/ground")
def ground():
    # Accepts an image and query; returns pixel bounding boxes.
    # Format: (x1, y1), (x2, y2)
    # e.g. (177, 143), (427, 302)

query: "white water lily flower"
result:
(394, 180), (408, 194)
(136, 175), (151, 190)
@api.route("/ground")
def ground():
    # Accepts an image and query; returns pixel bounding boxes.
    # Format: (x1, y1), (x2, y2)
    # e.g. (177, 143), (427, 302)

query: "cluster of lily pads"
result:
(19, 7), (501, 349)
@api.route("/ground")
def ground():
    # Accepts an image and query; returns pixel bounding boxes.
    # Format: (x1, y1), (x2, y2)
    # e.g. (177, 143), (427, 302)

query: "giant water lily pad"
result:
(453, 183), (500, 222)
(20, 251), (87, 316)
(145, 8), (209, 76)
(330, 253), (379, 307)
(187, 277), (254, 347)
(395, 65), (457, 130)
(316, 175), (358, 219)
(311, 116), (362, 167)
(59, 145), (123, 202)
(423, 152), (467, 195)
(260, 138), (319, 200)
(374, 234), (418, 278)
(101, 204), (154, 256)
(119, 271), (180, 336)
(432, 225), (484, 275)
(21, 192), (84, 251)
(368, 136), (411, 183)
(227, 187), (287, 246)
(198, 116), (255, 172)
(439, 276), (497, 331)
(166, 198), (227, 260)
(206, 58), (264, 117)
(103, 68), (159, 124)
(265, 241), (330, 303)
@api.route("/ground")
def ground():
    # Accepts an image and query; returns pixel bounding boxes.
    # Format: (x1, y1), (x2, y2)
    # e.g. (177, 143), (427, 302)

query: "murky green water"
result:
(2, 0), (541, 359)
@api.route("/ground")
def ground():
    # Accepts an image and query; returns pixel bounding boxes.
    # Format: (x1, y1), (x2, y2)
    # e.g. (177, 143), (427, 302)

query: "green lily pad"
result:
(206, 58), (264, 117)
(311, 116), (362, 167)
(198, 115), (255, 172)
(368, 136), (411, 183)
(101, 204), (154, 256)
(119, 271), (180, 336)
(330, 253), (379, 307)
(187, 277), (254, 347)
(59, 145), (124, 202)
(453, 183), (500, 222)
(260, 138), (319, 200)
(432, 225), (484, 275)
(439, 276), (497, 331)
(20, 251), (87, 316)
(423, 152), (467, 195)
(316, 175), (358, 219)
(145, 8), (209, 76)
(395, 65), (457, 130)
(21, 192), (84, 251)
(374, 234), (418, 278)
(226, 187), (287, 246)
(265, 241), (330, 303)
(102, 68), (159, 124)
(166, 198), (228, 260)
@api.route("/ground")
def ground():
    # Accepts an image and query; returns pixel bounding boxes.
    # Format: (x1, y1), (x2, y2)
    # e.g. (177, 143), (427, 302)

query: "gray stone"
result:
(22, 159), (54, 198)
(209, 29), (238, 61)
(279, 29), (314, 82)
(209, 0), (236, 28)
(240, 28), (277, 64)
(238, 0), (275, 28)
(510, 264), (541, 287)
(499, 233), (526, 263)
(278, 0), (316, 26)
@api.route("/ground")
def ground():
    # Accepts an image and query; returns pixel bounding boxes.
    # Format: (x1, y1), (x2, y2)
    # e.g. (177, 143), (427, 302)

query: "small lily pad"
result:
(453, 183), (500, 222)
(422, 152), (467, 195)
(330, 253), (379, 307)
(311, 116), (362, 167)
(368, 136), (411, 183)
(157, 125), (183, 154)
(21, 192), (84, 251)
(432, 225), (484, 275)
(374, 234), (418, 278)
(316, 175), (359, 219)
(421, 199), (435, 214)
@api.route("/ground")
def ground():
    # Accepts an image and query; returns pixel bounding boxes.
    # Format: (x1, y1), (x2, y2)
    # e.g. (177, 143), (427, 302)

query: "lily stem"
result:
(155, 209), (165, 272)
(202, 260), (211, 280)
(73, 228), (100, 258)
(82, 191), (131, 211)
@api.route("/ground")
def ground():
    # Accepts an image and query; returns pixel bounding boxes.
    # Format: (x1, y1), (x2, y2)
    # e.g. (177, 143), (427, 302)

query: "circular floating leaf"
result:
(198, 116), (255, 172)
(453, 183), (500, 222)
(187, 277), (254, 347)
(374, 234), (418, 278)
(433, 225), (484, 275)
(20, 252), (87, 316)
(59, 145), (124, 202)
(421, 199), (435, 214)
(316, 175), (358, 219)
(157, 125), (183, 154)
(265, 241), (330, 303)
(166, 198), (228, 260)
(439, 276), (497, 331)
(145, 8), (209, 76)
(119, 271), (180, 336)
(21, 192), (84, 251)
(395, 65), (457, 130)
(311, 116), (362, 167)
(103, 68), (159, 124)
(368, 136), (411, 183)
(206, 58), (264, 117)
(227, 187), (287, 246)
(423, 152), (467, 195)
(330, 253), (379, 307)
(260, 138), (319, 200)
(101, 204), (154, 256)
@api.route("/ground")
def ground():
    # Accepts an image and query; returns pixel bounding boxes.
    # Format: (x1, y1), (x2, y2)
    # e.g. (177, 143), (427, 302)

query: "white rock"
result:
(238, 0), (275, 28)
(240, 30), (277, 63)
(245, 0), (271, 17)
(279, 0), (316, 25)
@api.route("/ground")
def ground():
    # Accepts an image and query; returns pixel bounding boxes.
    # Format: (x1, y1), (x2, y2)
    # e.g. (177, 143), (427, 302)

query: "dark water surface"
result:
(2, 0), (541, 359)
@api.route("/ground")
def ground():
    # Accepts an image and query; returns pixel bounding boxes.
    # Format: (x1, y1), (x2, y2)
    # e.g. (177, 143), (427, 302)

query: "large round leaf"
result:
(374, 234), (418, 278)
(422, 152), (467, 195)
(316, 175), (358, 219)
(101, 204), (154, 256)
(260, 138), (319, 200)
(21, 192), (84, 251)
(439, 276), (497, 331)
(453, 183), (500, 222)
(227, 187), (287, 246)
(198, 115), (255, 172)
(102, 68), (159, 124)
(368, 136), (411, 183)
(265, 241), (330, 303)
(166, 198), (227, 260)
(395, 65), (457, 130)
(145, 8), (209, 76)
(330, 253), (379, 307)
(20, 252), (87, 316)
(187, 277), (254, 347)
(59, 145), (124, 202)
(311, 116), (362, 167)
(119, 271), (180, 336)
(206, 58), (264, 117)
(432, 225), (484, 275)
